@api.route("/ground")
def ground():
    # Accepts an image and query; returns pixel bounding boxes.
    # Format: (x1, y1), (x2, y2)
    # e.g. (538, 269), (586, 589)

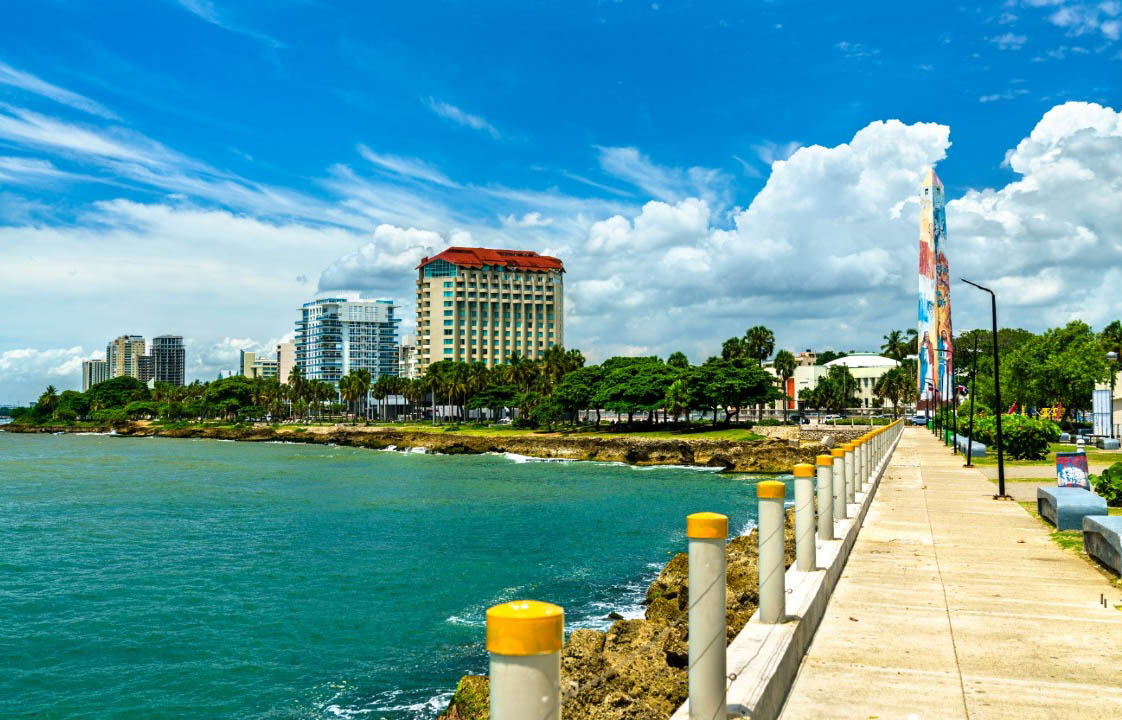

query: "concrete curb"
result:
(670, 430), (901, 720)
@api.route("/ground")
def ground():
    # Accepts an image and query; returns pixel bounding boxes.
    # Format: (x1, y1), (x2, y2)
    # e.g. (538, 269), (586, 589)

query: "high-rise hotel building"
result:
(151, 335), (185, 386)
(415, 247), (564, 372)
(106, 335), (146, 379)
(295, 297), (400, 384)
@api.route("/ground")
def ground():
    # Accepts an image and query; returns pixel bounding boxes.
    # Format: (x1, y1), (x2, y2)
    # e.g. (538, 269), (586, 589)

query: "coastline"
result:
(1, 422), (827, 472)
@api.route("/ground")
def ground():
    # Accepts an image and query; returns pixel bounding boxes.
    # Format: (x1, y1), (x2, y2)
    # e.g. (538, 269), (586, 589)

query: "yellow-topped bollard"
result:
(757, 480), (786, 624)
(686, 512), (727, 720)
(856, 436), (868, 492)
(842, 441), (856, 505)
(487, 600), (564, 720)
(793, 464), (815, 572)
(830, 447), (847, 520)
(816, 454), (834, 541)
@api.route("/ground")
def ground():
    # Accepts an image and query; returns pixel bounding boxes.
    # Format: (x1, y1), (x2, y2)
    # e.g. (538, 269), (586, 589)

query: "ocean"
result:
(0, 432), (783, 719)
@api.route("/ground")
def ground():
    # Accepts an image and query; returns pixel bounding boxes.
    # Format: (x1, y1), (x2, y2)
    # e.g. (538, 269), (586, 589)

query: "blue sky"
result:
(2, 0), (1121, 401)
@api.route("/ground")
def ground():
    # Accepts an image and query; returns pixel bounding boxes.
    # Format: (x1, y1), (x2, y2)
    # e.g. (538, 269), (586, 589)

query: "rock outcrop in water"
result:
(438, 513), (796, 720)
(3, 423), (821, 473)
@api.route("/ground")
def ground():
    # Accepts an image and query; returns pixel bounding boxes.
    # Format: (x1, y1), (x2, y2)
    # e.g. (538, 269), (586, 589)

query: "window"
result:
(443, 291), (453, 297)
(443, 281), (453, 287)
(444, 311), (453, 317)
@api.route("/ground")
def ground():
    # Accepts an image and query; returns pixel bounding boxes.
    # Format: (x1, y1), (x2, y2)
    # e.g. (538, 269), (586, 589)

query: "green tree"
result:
(743, 326), (775, 367)
(667, 351), (690, 369)
(881, 330), (908, 361)
(873, 366), (911, 417)
(1003, 321), (1108, 420)
(773, 349), (797, 421)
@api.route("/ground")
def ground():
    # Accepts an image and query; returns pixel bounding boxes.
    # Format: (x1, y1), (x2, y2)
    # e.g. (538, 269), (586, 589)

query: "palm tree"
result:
(664, 378), (690, 425)
(743, 326), (775, 367)
(905, 328), (919, 356)
(721, 337), (748, 361)
(773, 349), (797, 421)
(667, 351), (690, 369)
(338, 375), (358, 424)
(508, 353), (538, 393)
(881, 330), (908, 361)
(352, 368), (372, 420)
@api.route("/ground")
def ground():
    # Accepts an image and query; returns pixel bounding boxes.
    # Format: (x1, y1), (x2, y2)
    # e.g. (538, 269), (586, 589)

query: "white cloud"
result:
(174, 0), (282, 48)
(988, 32), (1029, 49)
(596, 146), (732, 209)
(834, 41), (879, 58)
(0, 59), (117, 119)
(423, 97), (501, 139)
(357, 145), (459, 188)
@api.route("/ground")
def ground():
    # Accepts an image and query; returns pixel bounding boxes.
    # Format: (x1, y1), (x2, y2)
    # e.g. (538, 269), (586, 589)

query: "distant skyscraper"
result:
(81, 359), (110, 391)
(106, 335), (146, 379)
(275, 341), (295, 384)
(295, 297), (400, 384)
(151, 335), (185, 386)
(138, 355), (154, 384)
(917, 169), (952, 406)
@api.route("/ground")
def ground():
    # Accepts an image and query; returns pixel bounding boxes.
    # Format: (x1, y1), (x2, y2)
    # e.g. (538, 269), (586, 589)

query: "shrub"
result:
(757, 418), (782, 426)
(972, 414), (1060, 460)
(1093, 463), (1122, 507)
(90, 408), (128, 426)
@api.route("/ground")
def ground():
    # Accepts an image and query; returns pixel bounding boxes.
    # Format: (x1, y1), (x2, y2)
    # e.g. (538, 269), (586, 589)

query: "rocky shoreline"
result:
(2, 422), (829, 473)
(440, 511), (798, 720)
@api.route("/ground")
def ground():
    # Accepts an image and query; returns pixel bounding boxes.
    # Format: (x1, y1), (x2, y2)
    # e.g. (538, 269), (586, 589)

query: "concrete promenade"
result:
(779, 427), (1122, 720)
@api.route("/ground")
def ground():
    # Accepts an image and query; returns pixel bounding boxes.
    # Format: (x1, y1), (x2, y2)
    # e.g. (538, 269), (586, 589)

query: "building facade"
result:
(151, 335), (185, 386)
(138, 355), (154, 384)
(106, 335), (146, 379)
(239, 350), (278, 379)
(398, 334), (420, 379)
(275, 342), (296, 384)
(824, 354), (901, 409)
(81, 359), (110, 391)
(414, 246), (564, 372)
(295, 297), (400, 384)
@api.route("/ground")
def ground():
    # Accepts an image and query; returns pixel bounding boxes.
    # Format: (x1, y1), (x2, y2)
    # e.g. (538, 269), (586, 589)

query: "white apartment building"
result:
(398, 334), (420, 379)
(295, 297), (400, 384)
(276, 342), (296, 384)
(81, 359), (110, 391)
(414, 246), (564, 372)
(239, 350), (278, 379)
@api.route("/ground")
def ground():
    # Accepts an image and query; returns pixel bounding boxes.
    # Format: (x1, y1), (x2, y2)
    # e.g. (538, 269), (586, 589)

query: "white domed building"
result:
(822, 353), (901, 409)
(770, 352), (903, 415)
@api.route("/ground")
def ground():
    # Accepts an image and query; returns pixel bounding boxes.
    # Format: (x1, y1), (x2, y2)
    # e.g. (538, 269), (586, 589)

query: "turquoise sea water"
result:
(0, 433), (786, 719)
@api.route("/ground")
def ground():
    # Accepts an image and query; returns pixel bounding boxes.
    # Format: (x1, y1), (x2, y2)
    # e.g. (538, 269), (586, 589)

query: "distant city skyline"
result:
(1, 1), (1121, 401)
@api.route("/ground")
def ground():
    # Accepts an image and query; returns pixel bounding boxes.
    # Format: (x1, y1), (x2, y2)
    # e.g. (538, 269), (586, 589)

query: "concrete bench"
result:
(1082, 515), (1122, 576)
(1059, 432), (1071, 443)
(953, 434), (986, 457)
(1037, 486), (1107, 531)
(1096, 437), (1121, 450)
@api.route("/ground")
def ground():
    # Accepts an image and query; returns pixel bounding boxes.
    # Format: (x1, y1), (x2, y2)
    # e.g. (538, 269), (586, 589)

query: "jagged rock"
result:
(438, 675), (489, 720)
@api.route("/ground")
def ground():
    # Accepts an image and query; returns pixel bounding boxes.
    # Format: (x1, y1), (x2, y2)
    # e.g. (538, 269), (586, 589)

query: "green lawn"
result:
(1017, 501), (1122, 589)
(969, 448), (1121, 466)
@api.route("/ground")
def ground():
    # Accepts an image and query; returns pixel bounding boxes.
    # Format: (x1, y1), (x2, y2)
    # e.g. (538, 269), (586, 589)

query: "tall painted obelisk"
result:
(917, 169), (952, 407)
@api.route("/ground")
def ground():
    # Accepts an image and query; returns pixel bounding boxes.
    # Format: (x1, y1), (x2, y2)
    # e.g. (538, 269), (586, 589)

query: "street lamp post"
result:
(964, 330), (979, 468)
(962, 278), (1007, 499)
(1108, 351), (1118, 439)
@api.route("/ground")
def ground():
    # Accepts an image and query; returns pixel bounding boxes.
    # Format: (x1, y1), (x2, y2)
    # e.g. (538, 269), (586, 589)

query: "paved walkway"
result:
(779, 427), (1122, 720)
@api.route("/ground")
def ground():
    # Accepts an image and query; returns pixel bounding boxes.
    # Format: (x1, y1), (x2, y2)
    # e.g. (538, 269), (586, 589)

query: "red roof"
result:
(416, 246), (564, 272)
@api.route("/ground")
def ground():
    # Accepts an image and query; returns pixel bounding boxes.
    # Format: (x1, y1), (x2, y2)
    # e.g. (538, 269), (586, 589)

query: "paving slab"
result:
(779, 428), (1122, 720)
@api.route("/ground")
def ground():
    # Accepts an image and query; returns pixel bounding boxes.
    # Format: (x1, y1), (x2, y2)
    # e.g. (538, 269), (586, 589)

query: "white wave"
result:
(501, 452), (576, 464)
(628, 463), (725, 472)
(446, 614), (484, 627)
(74, 431), (112, 436)
(736, 519), (757, 537)
(409, 446), (427, 454)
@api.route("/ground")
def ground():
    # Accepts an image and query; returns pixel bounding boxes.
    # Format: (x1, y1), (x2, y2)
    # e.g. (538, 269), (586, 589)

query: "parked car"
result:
(909, 414), (928, 425)
(789, 413), (811, 425)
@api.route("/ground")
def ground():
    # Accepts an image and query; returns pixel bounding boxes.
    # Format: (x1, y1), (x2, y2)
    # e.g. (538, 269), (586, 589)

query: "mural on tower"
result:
(917, 169), (952, 405)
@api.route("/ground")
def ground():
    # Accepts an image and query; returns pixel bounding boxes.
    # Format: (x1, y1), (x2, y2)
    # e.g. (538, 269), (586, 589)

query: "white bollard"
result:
(843, 442), (856, 505)
(831, 447), (847, 520)
(854, 437), (865, 493)
(793, 464), (815, 572)
(686, 512), (728, 720)
(487, 600), (564, 720)
(757, 480), (786, 624)
(859, 436), (869, 489)
(816, 454), (834, 541)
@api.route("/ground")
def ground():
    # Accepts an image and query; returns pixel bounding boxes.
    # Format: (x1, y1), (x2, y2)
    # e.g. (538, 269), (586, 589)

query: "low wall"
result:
(671, 426), (902, 719)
